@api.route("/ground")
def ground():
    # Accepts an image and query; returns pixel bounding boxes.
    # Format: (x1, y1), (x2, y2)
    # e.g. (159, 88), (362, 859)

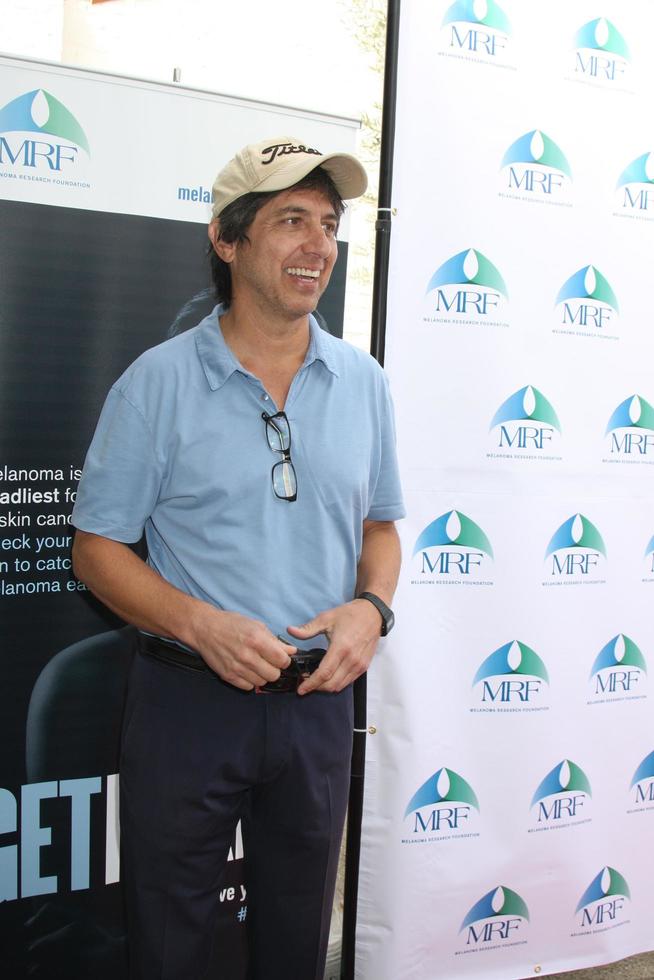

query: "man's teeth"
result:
(286, 268), (320, 278)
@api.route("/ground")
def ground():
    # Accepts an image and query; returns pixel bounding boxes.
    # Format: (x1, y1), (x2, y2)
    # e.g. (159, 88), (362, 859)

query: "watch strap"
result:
(356, 591), (395, 636)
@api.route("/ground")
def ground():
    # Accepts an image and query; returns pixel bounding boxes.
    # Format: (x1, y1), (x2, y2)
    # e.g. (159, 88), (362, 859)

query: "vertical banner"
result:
(0, 55), (358, 978)
(358, 2), (654, 977)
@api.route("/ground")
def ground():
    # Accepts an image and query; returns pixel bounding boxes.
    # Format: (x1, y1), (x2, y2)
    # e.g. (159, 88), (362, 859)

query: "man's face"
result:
(218, 187), (340, 321)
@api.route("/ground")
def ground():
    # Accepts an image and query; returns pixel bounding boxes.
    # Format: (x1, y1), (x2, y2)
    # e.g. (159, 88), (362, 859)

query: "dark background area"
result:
(0, 198), (347, 977)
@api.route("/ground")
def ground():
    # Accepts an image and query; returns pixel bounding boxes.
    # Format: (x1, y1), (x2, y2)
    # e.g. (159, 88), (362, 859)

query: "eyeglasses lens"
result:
(272, 460), (297, 499)
(265, 415), (290, 452)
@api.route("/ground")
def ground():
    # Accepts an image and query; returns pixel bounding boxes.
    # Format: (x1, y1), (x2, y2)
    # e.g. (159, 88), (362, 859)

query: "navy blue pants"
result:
(120, 651), (353, 979)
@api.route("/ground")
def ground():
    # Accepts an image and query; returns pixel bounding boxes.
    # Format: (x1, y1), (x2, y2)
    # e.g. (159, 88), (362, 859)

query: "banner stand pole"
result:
(341, 2), (401, 977)
(369, 0), (401, 369)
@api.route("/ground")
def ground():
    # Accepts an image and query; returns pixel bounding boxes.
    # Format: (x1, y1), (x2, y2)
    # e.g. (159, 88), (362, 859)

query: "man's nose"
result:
(302, 222), (333, 257)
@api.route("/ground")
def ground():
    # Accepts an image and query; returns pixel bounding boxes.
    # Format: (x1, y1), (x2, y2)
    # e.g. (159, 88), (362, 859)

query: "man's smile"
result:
(284, 267), (321, 279)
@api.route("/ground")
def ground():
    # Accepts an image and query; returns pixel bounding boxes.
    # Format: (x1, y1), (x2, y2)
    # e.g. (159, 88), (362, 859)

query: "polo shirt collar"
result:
(304, 313), (339, 377)
(194, 306), (240, 391)
(195, 305), (339, 391)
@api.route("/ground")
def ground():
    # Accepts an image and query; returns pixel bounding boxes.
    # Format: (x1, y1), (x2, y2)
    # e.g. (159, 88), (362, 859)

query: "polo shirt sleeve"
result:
(72, 385), (163, 543)
(366, 372), (406, 523)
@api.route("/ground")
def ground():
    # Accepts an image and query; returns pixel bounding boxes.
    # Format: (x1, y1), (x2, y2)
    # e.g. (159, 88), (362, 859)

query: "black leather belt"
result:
(138, 632), (326, 693)
(139, 633), (208, 672)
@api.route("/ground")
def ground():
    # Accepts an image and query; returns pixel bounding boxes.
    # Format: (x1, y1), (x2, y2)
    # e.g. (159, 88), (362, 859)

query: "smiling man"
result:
(71, 136), (404, 980)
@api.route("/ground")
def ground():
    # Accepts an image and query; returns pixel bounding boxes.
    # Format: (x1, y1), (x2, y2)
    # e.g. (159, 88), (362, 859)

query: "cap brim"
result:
(256, 151), (368, 201)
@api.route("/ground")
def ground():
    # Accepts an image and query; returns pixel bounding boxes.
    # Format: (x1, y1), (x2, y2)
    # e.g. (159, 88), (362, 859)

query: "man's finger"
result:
(227, 662), (280, 690)
(298, 642), (374, 695)
(297, 655), (340, 695)
(287, 617), (328, 639)
(267, 638), (295, 668)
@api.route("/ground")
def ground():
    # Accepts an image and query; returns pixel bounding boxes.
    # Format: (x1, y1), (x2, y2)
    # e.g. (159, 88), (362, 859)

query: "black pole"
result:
(341, 2), (401, 978)
(370, 0), (402, 368)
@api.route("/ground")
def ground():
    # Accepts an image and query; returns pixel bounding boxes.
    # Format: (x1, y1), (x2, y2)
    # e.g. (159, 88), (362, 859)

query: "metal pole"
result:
(341, 2), (401, 977)
(370, 0), (401, 367)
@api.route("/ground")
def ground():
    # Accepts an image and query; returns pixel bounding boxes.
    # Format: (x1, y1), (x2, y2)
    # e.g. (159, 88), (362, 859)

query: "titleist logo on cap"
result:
(261, 142), (322, 165)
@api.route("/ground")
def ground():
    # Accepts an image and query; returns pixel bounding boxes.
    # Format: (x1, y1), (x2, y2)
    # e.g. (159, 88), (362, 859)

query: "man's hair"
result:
(208, 166), (345, 306)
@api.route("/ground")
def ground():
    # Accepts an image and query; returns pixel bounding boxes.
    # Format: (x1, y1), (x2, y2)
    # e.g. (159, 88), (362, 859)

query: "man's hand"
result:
(192, 609), (294, 691)
(287, 520), (401, 695)
(72, 531), (294, 693)
(287, 599), (383, 695)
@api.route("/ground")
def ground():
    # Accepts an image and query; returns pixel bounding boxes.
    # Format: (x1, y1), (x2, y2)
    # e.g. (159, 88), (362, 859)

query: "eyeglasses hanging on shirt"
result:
(262, 410), (298, 502)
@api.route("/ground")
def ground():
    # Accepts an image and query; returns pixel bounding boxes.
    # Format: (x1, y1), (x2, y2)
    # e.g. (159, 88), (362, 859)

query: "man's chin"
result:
(284, 298), (324, 321)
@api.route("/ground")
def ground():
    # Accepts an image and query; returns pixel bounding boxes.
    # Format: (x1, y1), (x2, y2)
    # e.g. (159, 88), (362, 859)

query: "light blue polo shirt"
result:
(72, 307), (405, 639)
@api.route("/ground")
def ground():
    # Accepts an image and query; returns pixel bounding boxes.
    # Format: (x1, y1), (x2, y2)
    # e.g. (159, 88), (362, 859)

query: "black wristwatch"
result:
(356, 592), (395, 636)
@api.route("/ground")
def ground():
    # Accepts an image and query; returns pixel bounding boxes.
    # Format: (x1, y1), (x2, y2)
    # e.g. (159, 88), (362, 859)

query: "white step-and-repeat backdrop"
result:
(358, 2), (654, 977)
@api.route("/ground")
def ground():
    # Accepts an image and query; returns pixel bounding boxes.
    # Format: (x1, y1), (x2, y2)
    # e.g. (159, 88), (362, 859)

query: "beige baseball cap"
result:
(211, 136), (368, 219)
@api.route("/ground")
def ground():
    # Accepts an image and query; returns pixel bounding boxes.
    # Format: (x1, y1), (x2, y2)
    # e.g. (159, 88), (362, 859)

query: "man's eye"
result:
(323, 224), (337, 236)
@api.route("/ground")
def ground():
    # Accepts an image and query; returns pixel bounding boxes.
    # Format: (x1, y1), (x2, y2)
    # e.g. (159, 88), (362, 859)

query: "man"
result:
(71, 135), (404, 980)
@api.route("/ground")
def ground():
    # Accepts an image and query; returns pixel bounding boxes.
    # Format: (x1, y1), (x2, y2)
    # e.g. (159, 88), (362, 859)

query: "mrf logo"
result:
(423, 248), (508, 325)
(572, 17), (630, 84)
(630, 751), (654, 809)
(616, 151), (654, 213)
(459, 886), (529, 948)
(644, 535), (654, 577)
(412, 510), (493, 582)
(441, 0), (511, 60)
(575, 867), (630, 931)
(489, 385), (561, 454)
(531, 760), (592, 826)
(545, 513), (606, 580)
(590, 634), (647, 702)
(473, 640), (549, 706)
(500, 130), (572, 200)
(555, 265), (619, 335)
(403, 767), (479, 839)
(0, 89), (90, 173)
(605, 395), (654, 458)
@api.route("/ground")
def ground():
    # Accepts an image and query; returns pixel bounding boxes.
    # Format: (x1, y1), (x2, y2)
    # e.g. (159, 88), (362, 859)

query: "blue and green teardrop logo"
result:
(460, 886), (528, 931)
(576, 867), (630, 913)
(426, 248), (507, 296)
(0, 89), (90, 154)
(490, 386), (560, 431)
(474, 640), (549, 685)
(405, 767), (479, 817)
(616, 152), (654, 189)
(545, 514), (606, 559)
(414, 510), (493, 558)
(556, 265), (619, 312)
(591, 634), (646, 678)
(574, 18), (630, 60)
(606, 395), (654, 434)
(531, 760), (592, 808)
(631, 751), (654, 789)
(443, 0), (510, 33)
(502, 130), (571, 177)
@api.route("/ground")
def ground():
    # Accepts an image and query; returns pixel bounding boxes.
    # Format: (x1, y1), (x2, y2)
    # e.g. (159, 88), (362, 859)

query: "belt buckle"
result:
(257, 648), (326, 694)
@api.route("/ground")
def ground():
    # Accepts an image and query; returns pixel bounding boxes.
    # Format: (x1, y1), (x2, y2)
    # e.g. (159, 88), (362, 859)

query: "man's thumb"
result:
(287, 618), (323, 638)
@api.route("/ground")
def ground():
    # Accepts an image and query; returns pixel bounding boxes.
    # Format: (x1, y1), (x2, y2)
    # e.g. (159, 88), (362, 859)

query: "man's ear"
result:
(208, 219), (236, 263)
